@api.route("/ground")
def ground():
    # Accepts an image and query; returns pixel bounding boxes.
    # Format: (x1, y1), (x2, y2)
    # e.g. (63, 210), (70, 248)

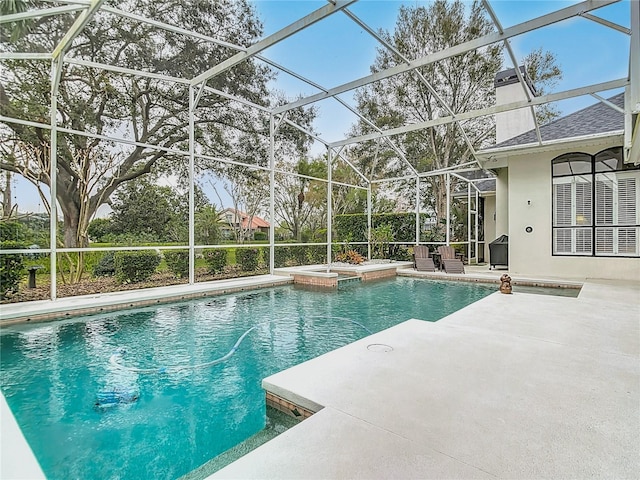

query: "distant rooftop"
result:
(453, 170), (496, 197)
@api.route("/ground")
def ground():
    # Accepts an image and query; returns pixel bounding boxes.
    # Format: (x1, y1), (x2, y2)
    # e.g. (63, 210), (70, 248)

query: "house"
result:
(219, 208), (270, 241)
(476, 68), (640, 281)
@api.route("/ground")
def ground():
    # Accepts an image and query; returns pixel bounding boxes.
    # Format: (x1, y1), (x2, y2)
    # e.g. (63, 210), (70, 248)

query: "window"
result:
(552, 148), (640, 257)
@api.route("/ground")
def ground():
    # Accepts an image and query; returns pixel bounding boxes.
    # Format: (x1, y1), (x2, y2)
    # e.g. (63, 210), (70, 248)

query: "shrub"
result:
(93, 251), (116, 277)
(114, 250), (160, 284)
(164, 250), (189, 278)
(371, 224), (394, 259)
(204, 249), (227, 274)
(308, 245), (327, 264)
(390, 246), (412, 261)
(334, 241), (367, 259)
(334, 214), (368, 242)
(274, 246), (289, 268)
(289, 245), (309, 266)
(258, 247), (269, 268)
(334, 250), (364, 265)
(335, 213), (432, 244)
(253, 231), (267, 241)
(101, 232), (159, 245)
(236, 248), (259, 271)
(0, 221), (29, 242)
(0, 241), (26, 299)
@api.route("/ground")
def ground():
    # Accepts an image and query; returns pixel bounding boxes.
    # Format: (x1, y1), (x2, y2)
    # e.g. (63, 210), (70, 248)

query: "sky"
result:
(248, 0), (631, 149)
(8, 0), (633, 213)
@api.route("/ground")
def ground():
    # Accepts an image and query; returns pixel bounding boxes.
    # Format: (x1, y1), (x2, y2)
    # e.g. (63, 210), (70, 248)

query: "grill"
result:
(489, 235), (509, 269)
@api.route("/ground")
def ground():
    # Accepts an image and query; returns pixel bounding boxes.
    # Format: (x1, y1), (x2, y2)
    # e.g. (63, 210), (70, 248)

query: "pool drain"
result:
(367, 343), (393, 352)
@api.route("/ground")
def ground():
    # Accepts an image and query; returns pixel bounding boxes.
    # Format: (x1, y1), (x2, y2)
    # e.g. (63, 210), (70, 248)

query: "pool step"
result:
(337, 275), (362, 288)
(180, 406), (299, 479)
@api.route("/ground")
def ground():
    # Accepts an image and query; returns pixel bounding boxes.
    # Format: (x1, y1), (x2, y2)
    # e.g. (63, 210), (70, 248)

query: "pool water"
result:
(0, 278), (493, 479)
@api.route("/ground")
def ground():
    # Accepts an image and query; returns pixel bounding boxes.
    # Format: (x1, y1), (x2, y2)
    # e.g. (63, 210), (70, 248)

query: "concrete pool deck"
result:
(211, 277), (639, 479)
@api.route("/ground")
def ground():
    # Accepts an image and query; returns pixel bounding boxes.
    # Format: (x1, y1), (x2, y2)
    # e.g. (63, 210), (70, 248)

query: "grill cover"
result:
(489, 235), (508, 269)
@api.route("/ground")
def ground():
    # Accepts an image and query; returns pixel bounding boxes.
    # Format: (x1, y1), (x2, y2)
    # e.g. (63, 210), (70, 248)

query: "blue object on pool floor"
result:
(95, 388), (139, 409)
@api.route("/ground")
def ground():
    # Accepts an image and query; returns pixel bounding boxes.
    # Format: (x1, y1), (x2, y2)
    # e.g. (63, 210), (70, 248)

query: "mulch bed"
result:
(2, 266), (270, 304)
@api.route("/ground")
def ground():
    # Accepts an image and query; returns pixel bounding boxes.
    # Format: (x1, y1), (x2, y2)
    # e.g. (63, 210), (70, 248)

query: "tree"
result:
(351, 1), (561, 222)
(109, 179), (178, 242)
(331, 160), (395, 216)
(274, 157), (327, 242)
(87, 217), (111, 243)
(524, 47), (563, 125)
(211, 168), (269, 243)
(108, 177), (209, 243)
(194, 205), (221, 246)
(0, 168), (14, 218)
(0, 0), (273, 251)
(0, 0), (30, 42)
(351, 1), (502, 222)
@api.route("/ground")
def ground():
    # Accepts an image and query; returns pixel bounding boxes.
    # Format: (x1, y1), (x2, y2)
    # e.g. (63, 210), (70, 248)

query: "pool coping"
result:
(0, 392), (46, 479)
(397, 268), (584, 289)
(0, 274), (293, 326)
(275, 261), (414, 288)
(274, 261), (414, 275)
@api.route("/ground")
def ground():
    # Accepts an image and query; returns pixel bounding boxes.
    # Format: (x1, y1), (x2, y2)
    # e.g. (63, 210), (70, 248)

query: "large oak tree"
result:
(0, 0), (306, 251)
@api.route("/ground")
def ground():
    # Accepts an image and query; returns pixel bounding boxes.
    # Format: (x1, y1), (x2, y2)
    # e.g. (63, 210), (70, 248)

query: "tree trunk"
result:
(432, 176), (447, 224)
(60, 202), (88, 248)
(3, 170), (12, 218)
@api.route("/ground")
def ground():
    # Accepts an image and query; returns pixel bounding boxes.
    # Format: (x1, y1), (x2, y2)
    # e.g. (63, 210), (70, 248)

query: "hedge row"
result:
(273, 244), (327, 267)
(114, 251), (161, 283)
(0, 241), (26, 299)
(334, 213), (430, 243)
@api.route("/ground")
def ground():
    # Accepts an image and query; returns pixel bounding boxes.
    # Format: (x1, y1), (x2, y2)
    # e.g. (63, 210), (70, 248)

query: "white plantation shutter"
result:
(575, 179), (592, 226)
(618, 177), (636, 225)
(554, 228), (572, 254)
(595, 228), (613, 254)
(617, 176), (638, 254)
(553, 178), (593, 254)
(575, 228), (592, 253)
(553, 182), (571, 226)
(595, 175), (614, 225)
(617, 228), (638, 254)
(595, 173), (639, 255)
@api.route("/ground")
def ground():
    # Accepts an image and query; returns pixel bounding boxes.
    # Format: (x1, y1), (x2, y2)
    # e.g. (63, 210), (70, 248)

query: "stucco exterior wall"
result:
(495, 168), (509, 237)
(506, 142), (640, 281)
(483, 195), (496, 262)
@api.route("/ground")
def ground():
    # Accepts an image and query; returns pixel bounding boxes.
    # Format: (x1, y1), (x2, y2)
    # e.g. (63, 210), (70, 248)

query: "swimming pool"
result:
(0, 277), (493, 479)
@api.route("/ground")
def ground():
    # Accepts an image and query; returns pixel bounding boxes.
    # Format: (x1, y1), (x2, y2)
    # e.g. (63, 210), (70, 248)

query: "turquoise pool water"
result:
(0, 278), (493, 479)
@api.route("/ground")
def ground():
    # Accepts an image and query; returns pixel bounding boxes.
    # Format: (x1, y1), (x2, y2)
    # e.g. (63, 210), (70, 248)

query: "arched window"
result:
(552, 148), (639, 257)
(552, 153), (593, 255)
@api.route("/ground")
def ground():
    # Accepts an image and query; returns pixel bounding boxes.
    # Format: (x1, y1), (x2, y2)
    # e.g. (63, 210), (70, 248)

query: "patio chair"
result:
(437, 246), (465, 274)
(414, 245), (436, 272)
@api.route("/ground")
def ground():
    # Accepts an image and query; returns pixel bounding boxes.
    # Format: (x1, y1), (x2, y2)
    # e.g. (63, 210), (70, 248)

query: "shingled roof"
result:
(452, 170), (496, 197)
(493, 92), (624, 149)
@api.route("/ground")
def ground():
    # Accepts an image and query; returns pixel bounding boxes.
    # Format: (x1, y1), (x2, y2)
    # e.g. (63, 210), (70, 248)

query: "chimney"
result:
(494, 66), (537, 144)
